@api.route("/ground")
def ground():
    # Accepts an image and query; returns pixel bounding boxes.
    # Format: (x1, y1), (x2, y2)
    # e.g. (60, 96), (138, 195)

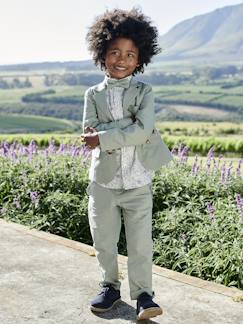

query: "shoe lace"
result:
(98, 285), (112, 296)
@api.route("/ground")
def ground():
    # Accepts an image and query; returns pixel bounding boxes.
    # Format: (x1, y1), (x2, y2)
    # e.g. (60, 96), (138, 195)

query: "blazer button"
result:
(146, 139), (150, 144)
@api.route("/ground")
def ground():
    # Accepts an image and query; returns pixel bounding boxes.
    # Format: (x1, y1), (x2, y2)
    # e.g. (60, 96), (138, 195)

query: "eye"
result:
(128, 53), (135, 58)
(110, 50), (119, 56)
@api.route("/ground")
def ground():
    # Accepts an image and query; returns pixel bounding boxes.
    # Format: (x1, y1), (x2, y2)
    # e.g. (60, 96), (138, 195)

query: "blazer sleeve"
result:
(82, 88), (134, 132)
(98, 84), (155, 151)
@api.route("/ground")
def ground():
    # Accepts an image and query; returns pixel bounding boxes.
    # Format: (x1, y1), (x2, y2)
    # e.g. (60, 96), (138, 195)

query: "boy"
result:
(82, 7), (173, 320)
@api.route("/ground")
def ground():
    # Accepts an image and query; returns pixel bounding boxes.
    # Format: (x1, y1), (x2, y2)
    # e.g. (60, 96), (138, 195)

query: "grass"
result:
(213, 95), (243, 107)
(0, 133), (82, 146)
(153, 84), (243, 112)
(0, 85), (87, 104)
(165, 105), (230, 117)
(156, 121), (243, 136)
(0, 87), (44, 104)
(0, 114), (77, 133)
(44, 85), (87, 97)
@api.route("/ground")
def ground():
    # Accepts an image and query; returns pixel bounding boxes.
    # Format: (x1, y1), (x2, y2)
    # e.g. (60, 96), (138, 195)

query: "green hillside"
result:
(154, 84), (243, 120)
(0, 114), (79, 134)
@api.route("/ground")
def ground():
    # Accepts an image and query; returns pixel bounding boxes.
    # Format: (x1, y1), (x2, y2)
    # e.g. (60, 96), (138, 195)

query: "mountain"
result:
(0, 60), (97, 72)
(158, 3), (243, 62)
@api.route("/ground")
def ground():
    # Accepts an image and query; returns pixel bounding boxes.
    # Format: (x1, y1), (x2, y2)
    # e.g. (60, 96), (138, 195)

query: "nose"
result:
(118, 53), (126, 63)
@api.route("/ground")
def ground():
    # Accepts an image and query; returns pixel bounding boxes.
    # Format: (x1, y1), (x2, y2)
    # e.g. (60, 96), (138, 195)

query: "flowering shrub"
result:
(0, 140), (242, 289)
(0, 140), (92, 242)
(151, 145), (242, 289)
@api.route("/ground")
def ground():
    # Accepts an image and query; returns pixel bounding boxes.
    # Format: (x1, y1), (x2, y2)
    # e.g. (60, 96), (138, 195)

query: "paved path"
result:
(0, 219), (242, 324)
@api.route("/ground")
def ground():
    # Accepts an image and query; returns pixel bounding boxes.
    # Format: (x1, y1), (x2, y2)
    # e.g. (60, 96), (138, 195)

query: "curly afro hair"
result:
(85, 7), (161, 74)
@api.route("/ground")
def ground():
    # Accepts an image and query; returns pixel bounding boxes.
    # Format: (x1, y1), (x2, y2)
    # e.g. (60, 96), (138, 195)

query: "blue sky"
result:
(0, 0), (242, 64)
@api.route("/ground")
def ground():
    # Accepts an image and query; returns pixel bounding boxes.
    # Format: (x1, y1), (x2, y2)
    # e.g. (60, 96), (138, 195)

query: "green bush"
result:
(0, 155), (92, 245)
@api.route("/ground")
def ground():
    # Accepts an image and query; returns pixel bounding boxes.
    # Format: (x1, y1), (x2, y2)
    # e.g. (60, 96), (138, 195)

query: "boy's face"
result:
(104, 37), (139, 79)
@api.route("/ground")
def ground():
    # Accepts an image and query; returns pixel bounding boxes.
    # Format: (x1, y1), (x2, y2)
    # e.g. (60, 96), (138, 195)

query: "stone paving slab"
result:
(0, 219), (242, 324)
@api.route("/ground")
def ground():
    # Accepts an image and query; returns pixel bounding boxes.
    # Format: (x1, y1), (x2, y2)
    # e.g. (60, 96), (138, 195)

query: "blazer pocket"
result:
(137, 128), (173, 171)
(145, 128), (162, 145)
(93, 150), (119, 183)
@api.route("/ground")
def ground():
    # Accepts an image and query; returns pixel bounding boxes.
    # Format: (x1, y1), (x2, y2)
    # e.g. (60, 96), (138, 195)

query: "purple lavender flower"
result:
(80, 144), (92, 158)
(207, 202), (216, 222)
(235, 194), (243, 219)
(171, 147), (177, 156)
(179, 144), (190, 164)
(221, 160), (226, 183)
(13, 196), (21, 209)
(48, 140), (56, 154)
(10, 150), (18, 161)
(23, 147), (29, 156)
(215, 154), (224, 172)
(206, 146), (215, 174)
(180, 233), (187, 242)
(207, 146), (215, 160)
(30, 191), (40, 206)
(236, 159), (242, 177)
(226, 161), (233, 180)
(191, 154), (198, 176)
(29, 139), (38, 155)
(206, 158), (211, 174)
(71, 146), (81, 157)
(211, 158), (217, 174)
(177, 143), (182, 156)
(2, 141), (10, 156)
(57, 143), (66, 155)
(12, 141), (17, 150)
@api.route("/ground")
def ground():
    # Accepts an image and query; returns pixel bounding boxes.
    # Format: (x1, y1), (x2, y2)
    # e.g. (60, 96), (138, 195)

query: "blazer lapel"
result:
(94, 81), (114, 121)
(123, 79), (141, 113)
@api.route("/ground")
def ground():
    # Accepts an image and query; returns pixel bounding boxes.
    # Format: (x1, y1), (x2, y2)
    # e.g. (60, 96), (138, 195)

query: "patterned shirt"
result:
(97, 76), (154, 190)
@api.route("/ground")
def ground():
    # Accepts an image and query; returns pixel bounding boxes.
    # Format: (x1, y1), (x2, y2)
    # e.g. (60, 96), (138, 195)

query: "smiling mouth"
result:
(115, 66), (126, 71)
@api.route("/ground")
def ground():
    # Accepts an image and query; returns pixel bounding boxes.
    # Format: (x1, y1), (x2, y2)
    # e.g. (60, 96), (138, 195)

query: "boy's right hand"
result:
(81, 126), (98, 145)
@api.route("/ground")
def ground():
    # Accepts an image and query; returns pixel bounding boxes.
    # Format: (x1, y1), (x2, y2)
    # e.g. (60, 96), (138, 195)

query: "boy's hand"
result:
(80, 126), (96, 142)
(81, 126), (99, 149)
(83, 133), (100, 149)
(84, 126), (97, 134)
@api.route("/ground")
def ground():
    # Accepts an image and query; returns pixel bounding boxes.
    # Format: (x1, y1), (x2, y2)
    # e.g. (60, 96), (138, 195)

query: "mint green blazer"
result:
(82, 78), (173, 184)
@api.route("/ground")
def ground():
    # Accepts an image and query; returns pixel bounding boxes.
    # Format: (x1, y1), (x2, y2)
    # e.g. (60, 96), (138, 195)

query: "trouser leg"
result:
(120, 184), (154, 300)
(87, 182), (122, 290)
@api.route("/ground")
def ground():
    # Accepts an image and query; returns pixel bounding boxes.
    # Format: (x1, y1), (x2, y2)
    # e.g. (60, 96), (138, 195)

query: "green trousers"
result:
(86, 181), (154, 300)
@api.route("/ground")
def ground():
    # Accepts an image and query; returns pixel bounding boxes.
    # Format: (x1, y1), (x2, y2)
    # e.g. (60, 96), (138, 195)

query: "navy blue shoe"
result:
(90, 284), (121, 312)
(136, 292), (163, 320)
